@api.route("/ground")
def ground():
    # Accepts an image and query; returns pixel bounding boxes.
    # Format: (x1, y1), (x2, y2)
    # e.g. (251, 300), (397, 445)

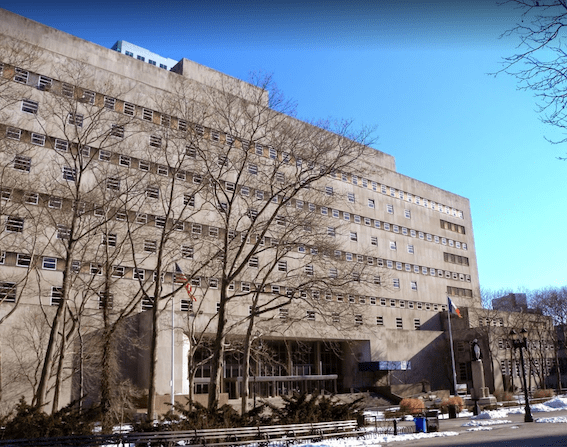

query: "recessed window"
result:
(155, 216), (166, 228)
(106, 177), (120, 191)
(144, 240), (157, 253)
(14, 68), (29, 84)
(31, 133), (45, 146)
(157, 165), (168, 176)
(123, 102), (135, 116)
(368, 199), (375, 209)
(16, 253), (31, 267)
(393, 278), (400, 288)
(149, 135), (162, 147)
(14, 155), (31, 172)
(407, 244), (414, 254)
(248, 163), (258, 175)
(411, 281), (418, 291)
(50, 287), (63, 306)
(42, 256), (57, 270)
(386, 204), (394, 214)
(355, 315), (363, 326)
(119, 155), (131, 167)
(21, 99), (38, 114)
(136, 213), (147, 224)
(99, 150), (111, 162)
(102, 233), (117, 246)
(0, 282), (16, 303)
(396, 317), (403, 329)
(146, 186), (159, 199)
(350, 232), (358, 242)
(104, 96), (116, 110)
(404, 209), (411, 218)
(111, 125), (124, 138)
(68, 113), (83, 127)
(24, 192), (38, 205)
(62, 166), (76, 181)
(143, 108), (153, 121)
(249, 256), (259, 268)
(82, 90), (95, 104)
(54, 139), (69, 152)
(6, 127), (21, 140)
(347, 192), (355, 203)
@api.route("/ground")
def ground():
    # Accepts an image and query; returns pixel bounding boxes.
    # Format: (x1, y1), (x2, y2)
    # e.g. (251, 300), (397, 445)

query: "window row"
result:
(5, 61), (464, 220)
(4, 122), (470, 255)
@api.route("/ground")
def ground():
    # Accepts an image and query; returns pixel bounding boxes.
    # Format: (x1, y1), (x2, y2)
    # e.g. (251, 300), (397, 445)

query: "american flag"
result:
(175, 263), (196, 301)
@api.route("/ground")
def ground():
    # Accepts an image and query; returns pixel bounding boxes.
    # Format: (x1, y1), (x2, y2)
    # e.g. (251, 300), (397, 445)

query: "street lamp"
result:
(510, 328), (533, 423)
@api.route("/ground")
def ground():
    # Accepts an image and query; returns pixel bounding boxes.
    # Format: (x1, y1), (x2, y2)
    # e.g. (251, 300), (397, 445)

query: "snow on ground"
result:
(466, 426), (493, 431)
(462, 419), (512, 427)
(508, 396), (567, 414)
(295, 431), (460, 447)
(470, 409), (509, 420)
(535, 416), (567, 423)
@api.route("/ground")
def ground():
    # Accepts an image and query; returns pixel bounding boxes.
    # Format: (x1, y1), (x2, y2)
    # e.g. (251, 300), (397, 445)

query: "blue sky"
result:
(4, 1), (566, 292)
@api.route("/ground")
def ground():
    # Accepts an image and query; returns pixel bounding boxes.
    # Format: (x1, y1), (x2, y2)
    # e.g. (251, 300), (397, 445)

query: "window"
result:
(393, 278), (400, 288)
(31, 133), (45, 146)
(99, 150), (111, 162)
(6, 216), (24, 233)
(347, 192), (355, 203)
(6, 127), (21, 140)
(157, 165), (168, 176)
(355, 315), (363, 326)
(136, 213), (147, 224)
(0, 282), (16, 303)
(149, 135), (162, 147)
(24, 192), (38, 205)
(111, 125), (124, 138)
(407, 244), (414, 254)
(68, 113), (83, 127)
(306, 310), (316, 321)
(386, 204), (394, 214)
(277, 260), (287, 272)
(82, 90), (95, 104)
(119, 155), (131, 167)
(62, 166), (76, 181)
(155, 216), (166, 228)
(414, 319), (421, 330)
(50, 287), (63, 306)
(327, 227), (335, 237)
(321, 206), (328, 216)
(106, 177), (120, 191)
(249, 256), (259, 268)
(104, 96), (116, 110)
(54, 138), (69, 152)
(123, 102), (135, 116)
(325, 186), (333, 196)
(14, 68), (29, 83)
(144, 240), (157, 253)
(112, 266), (125, 278)
(186, 146), (196, 158)
(161, 114), (171, 128)
(396, 317), (403, 329)
(389, 241), (396, 250)
(21, 98), (38, 115)
(13, 155), (31, 172)
(350, 232), (358, 242)
(344, 212), (350, 221)
(141, 298), (153, 311)
(411, 281), (418, 291)
(376, 316), (384, 326)
(368, 199), (375, 208)
(142, 108), (153, 122)
(42, 257), (57, 270)
(248, 163), (258, 175)
(305, 264), (314, 276)
(192, 224), (202, 235)
(384, 223), (390, 231)
(146, 186), (159, 199)
(102, 233), (117, 246)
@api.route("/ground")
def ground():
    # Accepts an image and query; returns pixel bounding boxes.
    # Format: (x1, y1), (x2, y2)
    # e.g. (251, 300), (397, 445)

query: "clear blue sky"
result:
(4, 1), (566, 292)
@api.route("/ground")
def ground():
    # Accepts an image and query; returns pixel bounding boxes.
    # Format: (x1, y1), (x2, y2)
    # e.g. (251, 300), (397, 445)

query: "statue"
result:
(471, 339), (482, 361)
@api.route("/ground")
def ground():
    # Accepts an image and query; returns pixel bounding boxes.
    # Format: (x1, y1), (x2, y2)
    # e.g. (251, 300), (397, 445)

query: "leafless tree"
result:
(498, 0), (567, 153)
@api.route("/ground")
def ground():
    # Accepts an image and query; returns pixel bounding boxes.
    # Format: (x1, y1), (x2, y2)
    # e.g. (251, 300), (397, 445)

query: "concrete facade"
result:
(0, 8), (482, 412)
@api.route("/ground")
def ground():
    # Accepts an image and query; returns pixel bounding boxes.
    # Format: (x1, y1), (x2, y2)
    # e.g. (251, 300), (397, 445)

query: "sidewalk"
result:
(397, 408), (567, 446)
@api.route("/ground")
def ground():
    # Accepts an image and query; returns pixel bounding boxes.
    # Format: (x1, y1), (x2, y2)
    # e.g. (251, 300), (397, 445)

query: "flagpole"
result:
(171, 268), (175, 410)
(447, 302), (458, 396)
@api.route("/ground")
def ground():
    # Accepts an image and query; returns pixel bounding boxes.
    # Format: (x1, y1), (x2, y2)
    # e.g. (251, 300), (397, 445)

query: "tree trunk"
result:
(208, 287), (228, 409)
(147, 300), (160, 420)
(240, 313), (255, 415)
(51, 310), (67, 413)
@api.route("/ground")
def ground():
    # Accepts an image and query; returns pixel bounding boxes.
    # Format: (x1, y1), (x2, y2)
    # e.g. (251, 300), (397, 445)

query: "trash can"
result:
(448, 404), (457, 419)
(414, 416), (427, 433)
(425, 410), (439, 432)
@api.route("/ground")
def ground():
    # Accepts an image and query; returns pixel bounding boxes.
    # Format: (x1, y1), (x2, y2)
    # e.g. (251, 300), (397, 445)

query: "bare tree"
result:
(498, 0), (567, 152)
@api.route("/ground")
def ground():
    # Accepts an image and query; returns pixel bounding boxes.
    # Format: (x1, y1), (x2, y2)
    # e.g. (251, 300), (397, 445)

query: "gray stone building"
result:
(0, 8), (481, 413)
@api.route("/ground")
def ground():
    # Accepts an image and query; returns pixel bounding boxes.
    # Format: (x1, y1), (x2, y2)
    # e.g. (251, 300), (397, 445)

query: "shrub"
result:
(399, 398), (425, 415)
(440, 396), (464, 413)
(493, 389), (514, 402)
(0, 397), (98, 440)
(533, 389), (554, 399)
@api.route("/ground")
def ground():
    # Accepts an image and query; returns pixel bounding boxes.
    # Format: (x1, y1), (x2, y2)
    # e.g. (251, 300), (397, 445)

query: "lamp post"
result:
(510, 329), (533, 423)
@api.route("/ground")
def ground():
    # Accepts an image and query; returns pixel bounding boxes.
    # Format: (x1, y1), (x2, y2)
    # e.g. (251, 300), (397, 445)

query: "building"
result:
(492, 293), (528, 313)
(111, 41), (177, 71)
(0, 9), (481, 414)
(447, 305), (555, 395)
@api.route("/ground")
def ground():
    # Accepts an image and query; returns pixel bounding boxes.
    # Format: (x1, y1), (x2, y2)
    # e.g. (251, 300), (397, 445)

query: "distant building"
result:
(493, 293), (528, 312)
(111, 40), (177, 71)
